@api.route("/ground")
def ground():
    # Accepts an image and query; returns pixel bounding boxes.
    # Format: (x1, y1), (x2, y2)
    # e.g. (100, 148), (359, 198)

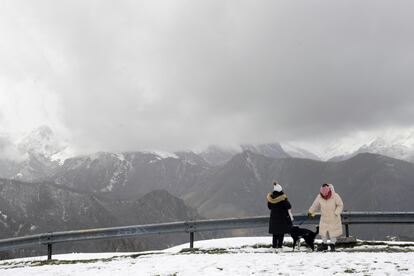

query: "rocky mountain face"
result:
(0, 178), (202, 256)
(0, 153), (60, 183)
(184, 151), (414, 239)
(51, 147), (413, 230)
(185, 151), (414, 217)
(3, 147), (414, 223)
(240, 143), (291, 159)
(53, 151), (210, 199)
(197, 145), (243, 166)
(197, 143), (306, 167)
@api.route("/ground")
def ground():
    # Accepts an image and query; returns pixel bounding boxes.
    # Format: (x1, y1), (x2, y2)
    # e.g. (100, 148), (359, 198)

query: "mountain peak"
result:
(17, 126), (66, 158)
(240, 143), (290, 159)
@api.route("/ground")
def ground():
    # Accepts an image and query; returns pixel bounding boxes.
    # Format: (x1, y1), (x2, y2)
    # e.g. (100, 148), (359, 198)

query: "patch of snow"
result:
(13, 173), (23, 179)
(150, 150), (179, 159)
(165, 236), (273, 253)
(321, 140), (364, 161)
(245, 152), (261, 182)
(184, 159), (197, 165)
(0, 211), (7, 220)
(281, 143), (321, 160)
(115, 153), (125, 162)
(101, 155), (130, 192)
(50, 147), (76, 165)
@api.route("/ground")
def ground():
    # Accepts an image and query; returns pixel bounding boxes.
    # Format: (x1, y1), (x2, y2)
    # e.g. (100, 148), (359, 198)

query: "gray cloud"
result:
(0, 136), (26, 161)
(2, 0), (414, 154)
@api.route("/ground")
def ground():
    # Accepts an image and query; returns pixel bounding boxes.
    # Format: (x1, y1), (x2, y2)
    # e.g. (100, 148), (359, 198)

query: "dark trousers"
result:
(272, 234), (284, 248)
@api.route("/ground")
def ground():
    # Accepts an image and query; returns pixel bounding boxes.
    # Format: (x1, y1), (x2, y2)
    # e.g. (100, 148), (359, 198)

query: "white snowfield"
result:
(1, 237), (414, 276)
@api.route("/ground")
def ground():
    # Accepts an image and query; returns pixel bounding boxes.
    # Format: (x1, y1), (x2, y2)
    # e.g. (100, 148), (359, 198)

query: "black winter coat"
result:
(267, 191), (293, 234)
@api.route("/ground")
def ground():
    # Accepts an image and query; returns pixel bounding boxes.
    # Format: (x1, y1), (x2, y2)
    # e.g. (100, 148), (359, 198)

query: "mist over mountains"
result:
(3, 126), (414, 177)
(0, 125), (414, 254)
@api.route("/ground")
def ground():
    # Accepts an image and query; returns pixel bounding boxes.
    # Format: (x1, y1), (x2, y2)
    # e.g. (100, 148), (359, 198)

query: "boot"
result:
(330, 244), (336, 252)
(317, 243), (328, 252)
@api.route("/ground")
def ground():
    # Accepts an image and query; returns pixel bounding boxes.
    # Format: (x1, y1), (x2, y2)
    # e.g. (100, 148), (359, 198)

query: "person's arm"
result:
(285, 199), (292, 210)
(334, 194), (344, 215)
(308, 196), (320, 215)
(284, 200), (293, 221)
(288, 209), (294, 221)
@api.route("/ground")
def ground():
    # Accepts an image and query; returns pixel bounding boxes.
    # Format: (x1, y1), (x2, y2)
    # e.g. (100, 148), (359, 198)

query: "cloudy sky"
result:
(1, 0), (414, 157)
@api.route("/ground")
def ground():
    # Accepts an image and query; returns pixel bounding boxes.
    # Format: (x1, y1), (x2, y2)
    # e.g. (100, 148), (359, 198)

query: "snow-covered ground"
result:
(1, 237), (414, 275)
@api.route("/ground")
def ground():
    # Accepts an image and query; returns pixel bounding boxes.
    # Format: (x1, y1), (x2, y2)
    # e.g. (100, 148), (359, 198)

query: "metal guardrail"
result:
(0, 211), (413, 260)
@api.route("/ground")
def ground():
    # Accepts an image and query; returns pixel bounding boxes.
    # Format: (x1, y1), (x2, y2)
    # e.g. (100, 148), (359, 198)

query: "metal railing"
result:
(0, 211), (413, 260)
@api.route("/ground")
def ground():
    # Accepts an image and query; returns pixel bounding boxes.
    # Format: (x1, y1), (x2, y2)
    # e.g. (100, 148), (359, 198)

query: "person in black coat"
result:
(267, 181), (293, 249)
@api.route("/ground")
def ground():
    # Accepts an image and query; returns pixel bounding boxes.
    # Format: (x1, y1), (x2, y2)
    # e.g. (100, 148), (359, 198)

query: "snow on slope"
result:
(1, 237), (414, 276)
(322, 129), (414, 162)
(281, 143), (321, 160)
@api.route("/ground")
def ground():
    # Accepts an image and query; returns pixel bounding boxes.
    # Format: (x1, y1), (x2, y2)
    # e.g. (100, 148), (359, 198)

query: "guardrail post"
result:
(345, 224), (350, 238)
(190, 232), (194, 249)
(345, 223), (349, 238)
(343, 211), (350, 237)
(185, 220), (196, 249)
(47, 243), (52, 261)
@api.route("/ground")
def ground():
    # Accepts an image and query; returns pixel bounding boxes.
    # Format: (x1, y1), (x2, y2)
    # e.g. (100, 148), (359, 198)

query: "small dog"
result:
(290, 226), (319, 251)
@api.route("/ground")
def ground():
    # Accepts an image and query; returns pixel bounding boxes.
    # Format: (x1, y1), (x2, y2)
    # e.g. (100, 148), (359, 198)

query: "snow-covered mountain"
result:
(0, 126), (69, 181)
(53, 151), (208, 198)
(328, 132), (414, 162)
(15, 126), (68, 181)
(2, 126), (323, 178)
(240, 143), (290, 159)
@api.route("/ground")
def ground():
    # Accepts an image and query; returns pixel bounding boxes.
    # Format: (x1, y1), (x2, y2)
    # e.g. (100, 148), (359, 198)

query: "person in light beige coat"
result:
(308, 183), (343, 251)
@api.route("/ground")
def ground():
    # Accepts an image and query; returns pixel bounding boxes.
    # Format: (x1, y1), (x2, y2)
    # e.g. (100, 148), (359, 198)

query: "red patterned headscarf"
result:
(320, 184), (332, 200)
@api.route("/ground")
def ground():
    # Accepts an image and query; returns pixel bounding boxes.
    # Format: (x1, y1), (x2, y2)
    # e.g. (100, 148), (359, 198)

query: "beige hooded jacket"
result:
(308, 184), (344, 238)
